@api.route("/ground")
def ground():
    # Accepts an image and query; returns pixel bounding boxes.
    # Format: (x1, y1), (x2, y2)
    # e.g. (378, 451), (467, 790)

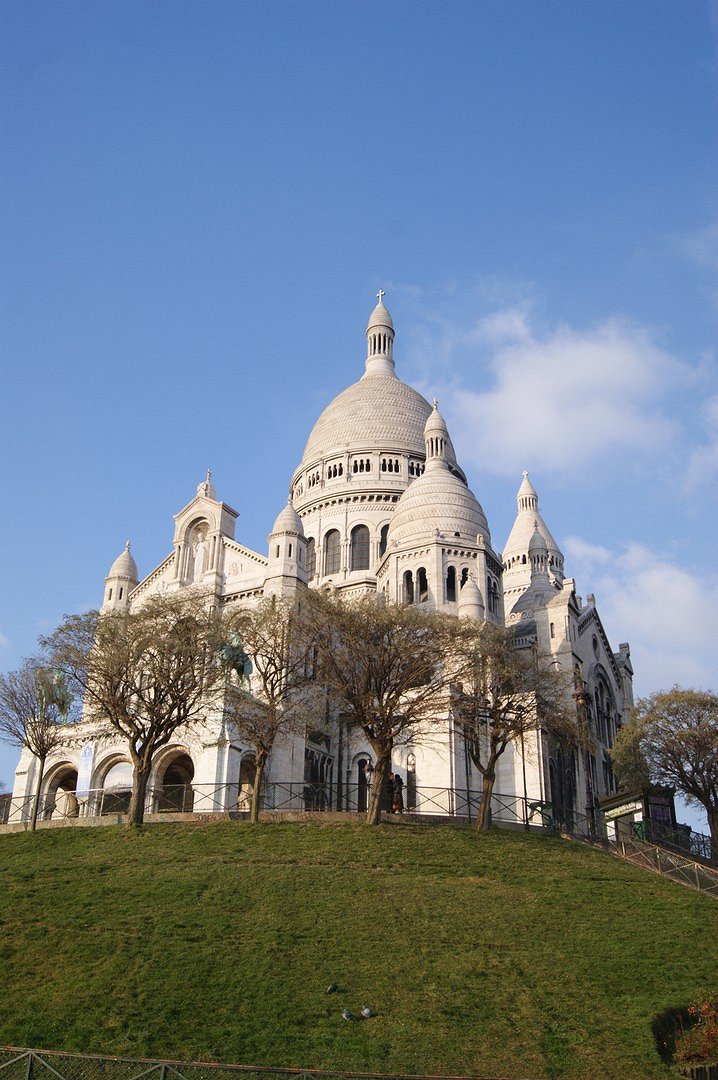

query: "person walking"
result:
(392, 772), (404, 814)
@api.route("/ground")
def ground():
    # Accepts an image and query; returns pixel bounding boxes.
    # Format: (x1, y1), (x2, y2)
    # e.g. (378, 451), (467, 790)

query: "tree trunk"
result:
(250, 754), (267, 824)
(29, 754), (46, 832)
(476, 771), (495, 832)
(127, 761), (151, 826)
(706, 805), (718, 866)
(366, 751), (391, 826)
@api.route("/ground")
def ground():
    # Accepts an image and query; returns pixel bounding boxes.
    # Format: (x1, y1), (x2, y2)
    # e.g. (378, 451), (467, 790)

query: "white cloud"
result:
(564, 537), (718, 695)
(412, 308), (685, 478)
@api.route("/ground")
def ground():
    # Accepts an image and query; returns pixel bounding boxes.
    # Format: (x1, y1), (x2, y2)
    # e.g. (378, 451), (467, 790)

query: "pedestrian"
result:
(392, 772), (404, 814)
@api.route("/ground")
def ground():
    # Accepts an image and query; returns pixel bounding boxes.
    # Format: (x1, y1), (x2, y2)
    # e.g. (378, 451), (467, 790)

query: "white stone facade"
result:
(9, 297), (633, 826)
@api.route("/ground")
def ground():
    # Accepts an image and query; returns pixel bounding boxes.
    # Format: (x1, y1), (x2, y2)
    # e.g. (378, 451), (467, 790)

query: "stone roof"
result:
(108, 541), (138, 581)
(300, 372), (435, 465)
(388, 468), (491, 548)
(366, 300), (394, 331)
(270, 500), (304, 537)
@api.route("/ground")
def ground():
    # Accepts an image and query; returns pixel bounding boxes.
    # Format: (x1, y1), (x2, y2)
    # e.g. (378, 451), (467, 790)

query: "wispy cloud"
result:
(564, 537), (718, 694)
(0, 631), (9, 649)
(407, 299), (689, 479)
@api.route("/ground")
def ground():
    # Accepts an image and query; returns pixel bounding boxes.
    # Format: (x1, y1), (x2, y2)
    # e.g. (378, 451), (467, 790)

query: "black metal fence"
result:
(2, 780), (714, 872)
(0, 1048), (508, 1080)
(1, 783), (555, 831)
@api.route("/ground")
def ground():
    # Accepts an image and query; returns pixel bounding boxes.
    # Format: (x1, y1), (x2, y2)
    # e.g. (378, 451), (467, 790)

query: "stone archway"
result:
(43, 764), (79, 820)
(238, 754), (256, 811)
(155, 752), (195, 813)
(98, 759), (133, 816)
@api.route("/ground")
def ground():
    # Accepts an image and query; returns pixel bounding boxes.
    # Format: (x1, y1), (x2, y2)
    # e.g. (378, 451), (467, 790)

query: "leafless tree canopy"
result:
(225, 596), (319, 822)
(0, 659), (77, 829)
(44, 592), (228, 826)
(451, 621), (574, 830)
(300, 592), (451, 824)
(613, 688), (718, 847)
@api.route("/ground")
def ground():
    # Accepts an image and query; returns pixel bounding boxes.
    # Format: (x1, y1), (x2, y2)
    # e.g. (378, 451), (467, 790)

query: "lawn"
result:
(0, 819), (714, 1079)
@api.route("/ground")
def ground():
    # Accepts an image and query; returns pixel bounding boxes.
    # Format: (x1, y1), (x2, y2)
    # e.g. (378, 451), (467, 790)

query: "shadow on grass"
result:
(652, 1003), (693, 1064)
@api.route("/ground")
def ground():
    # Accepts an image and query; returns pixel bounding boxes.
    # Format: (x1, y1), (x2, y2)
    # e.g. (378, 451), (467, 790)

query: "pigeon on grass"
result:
(325, 983), (338, 995)
(342, 1009), (359, 1021)
(360, 1007), (376, 1018)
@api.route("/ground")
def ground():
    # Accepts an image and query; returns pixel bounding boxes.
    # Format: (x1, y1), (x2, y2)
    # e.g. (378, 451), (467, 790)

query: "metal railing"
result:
(0, 1048), (506, 1080)
(2, 782), (554, 831)
(624, 817), (714, 865)
(610, 835), (718, 899)
(3, 781), (713, 871)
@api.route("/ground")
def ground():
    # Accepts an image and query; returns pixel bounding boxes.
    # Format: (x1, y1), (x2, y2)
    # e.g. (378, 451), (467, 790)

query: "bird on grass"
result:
(325, 983), (338, 995)
(342, 1009), (359, 1021)
(361, 1007), (376, 1018)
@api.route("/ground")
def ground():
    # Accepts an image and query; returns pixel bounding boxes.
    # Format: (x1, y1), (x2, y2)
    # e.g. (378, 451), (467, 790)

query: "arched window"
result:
(417, 567), (428, 603)
(446, 565), (457, 603)
(461, 567), (469, 587)
(323, 530), (341, 575)
(403, 570), (414, 604)
(306, 537), (316, 578)
(379, 523), (389, 559)
(350, 525), (370, 571)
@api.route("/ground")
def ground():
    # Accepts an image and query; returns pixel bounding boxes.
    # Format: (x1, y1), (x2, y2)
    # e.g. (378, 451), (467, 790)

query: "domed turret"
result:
(510, 523), (554, 618)
(265, 499), (307, 598)
(270, 500), (304, 538)
(365, 290), (395, 375)
(502, 471), (564, 598)
(102, 541), (138, 611)
(387, 405), (491, 548)
(458, 575), (485, 621)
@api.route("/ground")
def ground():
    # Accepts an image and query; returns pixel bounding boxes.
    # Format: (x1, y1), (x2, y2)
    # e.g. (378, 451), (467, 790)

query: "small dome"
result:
(388, 469), (491, 548)
(366, 300), (394, 332)
(108, 541), (138, 581)
(424, 401), (449, 438)
(528, 523), (548, 554)
(517, 470), (538, 500)
(270, 499), (304, 537)
(458, 576), (484, 619)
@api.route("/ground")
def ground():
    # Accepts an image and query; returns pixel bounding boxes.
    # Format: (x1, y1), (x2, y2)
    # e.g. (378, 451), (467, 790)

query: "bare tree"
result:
(451, 622), (574, 831)
(303, 593), (450, 825)
(0, 659), (76, 830)
(612, 688), (718, 850)
(44, 591), (228, 826)
(225, 597), (318, 823)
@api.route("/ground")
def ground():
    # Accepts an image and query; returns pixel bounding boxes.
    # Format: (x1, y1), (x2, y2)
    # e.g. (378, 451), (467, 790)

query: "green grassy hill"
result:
(0, 820), (715, 1080)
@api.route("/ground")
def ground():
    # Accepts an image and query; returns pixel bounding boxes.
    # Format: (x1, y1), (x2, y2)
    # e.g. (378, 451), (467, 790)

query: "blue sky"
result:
(1, 1), (717, 827)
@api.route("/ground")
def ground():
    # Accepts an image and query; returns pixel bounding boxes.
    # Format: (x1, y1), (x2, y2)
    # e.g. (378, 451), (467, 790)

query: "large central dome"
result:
(300, 371), (432, 466)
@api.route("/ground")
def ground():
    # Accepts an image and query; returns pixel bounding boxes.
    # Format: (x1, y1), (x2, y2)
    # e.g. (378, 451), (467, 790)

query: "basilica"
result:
(9, 296), (634, 826)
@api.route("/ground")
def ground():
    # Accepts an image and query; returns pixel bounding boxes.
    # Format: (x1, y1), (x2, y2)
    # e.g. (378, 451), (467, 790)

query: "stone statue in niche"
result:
(193, 530), (209, 581)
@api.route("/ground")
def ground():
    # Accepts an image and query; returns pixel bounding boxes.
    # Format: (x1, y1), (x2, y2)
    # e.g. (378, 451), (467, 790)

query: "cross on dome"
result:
(376, 289), (385, 304)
